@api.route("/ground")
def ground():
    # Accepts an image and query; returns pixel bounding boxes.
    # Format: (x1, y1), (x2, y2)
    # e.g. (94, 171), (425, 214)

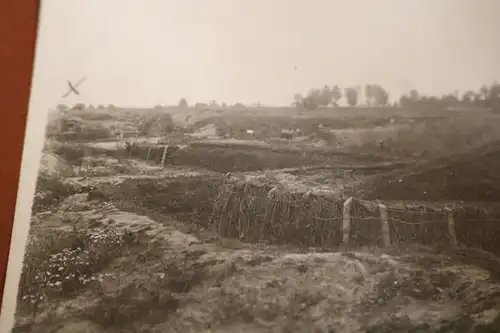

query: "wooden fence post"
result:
(160, 145), (168, 167)
(445, 208), (459, 248)
(378, 203), (391, 247)
(342, 197), (354, 245)
(146, 145), (152, 161)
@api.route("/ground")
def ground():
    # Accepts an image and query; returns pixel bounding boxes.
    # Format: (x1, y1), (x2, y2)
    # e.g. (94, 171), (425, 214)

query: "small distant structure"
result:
(280, 128), (295, 140)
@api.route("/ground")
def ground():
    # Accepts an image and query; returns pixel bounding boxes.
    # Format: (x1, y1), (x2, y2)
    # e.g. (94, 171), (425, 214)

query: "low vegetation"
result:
(14, 94), (500, 332)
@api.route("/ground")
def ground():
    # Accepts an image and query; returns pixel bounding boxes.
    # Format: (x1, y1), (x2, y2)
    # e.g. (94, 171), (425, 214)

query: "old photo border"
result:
(0, 1), (41, 331)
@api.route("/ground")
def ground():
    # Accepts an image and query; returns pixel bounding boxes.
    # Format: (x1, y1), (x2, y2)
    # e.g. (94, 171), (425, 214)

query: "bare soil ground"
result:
(16, 109), (500, 332)
(13, 153), (500, 333)
(365, 142), (500, 202)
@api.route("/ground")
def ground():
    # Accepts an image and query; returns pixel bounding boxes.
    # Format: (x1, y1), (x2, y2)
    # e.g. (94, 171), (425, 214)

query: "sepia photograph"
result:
(3, 0), (500, 332)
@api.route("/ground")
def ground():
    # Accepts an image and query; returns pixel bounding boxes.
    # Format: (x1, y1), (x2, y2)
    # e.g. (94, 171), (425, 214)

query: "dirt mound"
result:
(16, 203), (500, 332)
(14, 164), (500, 333)
(365, 143), (500, 202)
(39, 152), (74, 178)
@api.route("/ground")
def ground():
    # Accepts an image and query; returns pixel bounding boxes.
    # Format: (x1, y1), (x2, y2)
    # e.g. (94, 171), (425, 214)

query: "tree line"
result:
(293, 84), (390, 109)
(293, 82), (500, 110)
(56, 82), (500, 112)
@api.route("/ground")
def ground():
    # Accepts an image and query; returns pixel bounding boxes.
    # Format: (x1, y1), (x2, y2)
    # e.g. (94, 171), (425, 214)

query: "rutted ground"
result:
(13, 158), (500, 333)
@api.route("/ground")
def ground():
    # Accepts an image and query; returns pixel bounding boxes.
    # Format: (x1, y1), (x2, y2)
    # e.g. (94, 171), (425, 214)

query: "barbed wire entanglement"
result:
(208, 180), (500, 255)
(72, 141), (500, 256)
(209, 181), (343, 247)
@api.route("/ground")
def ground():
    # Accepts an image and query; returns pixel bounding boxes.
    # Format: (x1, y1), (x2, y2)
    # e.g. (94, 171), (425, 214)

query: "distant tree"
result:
(56, 104), (69, 112)
(330, 85), (342, 107)
(409, 89), (420, 102)
(420, 96), (442, 109)
(233, 103), (246, 108)
(209, 100), (219, 108)
(345, 87), (358, 107)
(441, 94), (460, 108)
(479, 85), (489, 101)
(365, 84), (374, 106)
(371, 85), (389, 106)
(399, 84), (500, 111)
(488, 82), (500, 109)
(304, 89), (322, 109)
(355, 85), (362, 105)
(379, 90), (390, 106)
(72, 103), (85, 111)
(461, 91), (476, 106)
(221, 102), (227, 108)
(97, 105), (105, 109)
(399, 95), (412, 109)
(473, 94), (482, 106)
(318, 85), (332, 107)
(296, 89), (319, 110)
(178, 98), (188, 108)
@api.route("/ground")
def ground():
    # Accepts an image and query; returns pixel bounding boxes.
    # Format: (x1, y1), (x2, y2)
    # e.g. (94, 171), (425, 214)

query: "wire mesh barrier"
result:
(129, 145), (166, 164)
(126, 144), (170, 165)
(454, 207), (500, 256)
(63, 142), (500, 256)
(209, 182), (500, 256)
(209, 182), (343, 247)
(350, 200), (454, 249)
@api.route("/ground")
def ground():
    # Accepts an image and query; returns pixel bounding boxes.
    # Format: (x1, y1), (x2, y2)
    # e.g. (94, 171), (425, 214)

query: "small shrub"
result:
(49, 144), (87, 165)
(32, 175), (77, 213)
(18, 226), (133, 312)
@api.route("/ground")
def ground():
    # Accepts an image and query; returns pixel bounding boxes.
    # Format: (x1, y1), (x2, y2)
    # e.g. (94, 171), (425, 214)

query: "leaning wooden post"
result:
(378, 203), (391, 247)
(445, 207), (458, 248)
(342, 197), (354, 245)
(146, 145), (152, 161)
(160, 145), (168, 167)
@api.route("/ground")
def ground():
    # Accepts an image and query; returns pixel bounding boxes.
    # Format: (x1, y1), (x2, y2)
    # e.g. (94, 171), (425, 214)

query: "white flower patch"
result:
(19, 228), (127, 305)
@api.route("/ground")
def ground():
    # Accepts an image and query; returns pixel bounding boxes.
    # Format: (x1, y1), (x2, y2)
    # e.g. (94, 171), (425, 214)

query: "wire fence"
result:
(63, 143), (500, 256)
(209, 182), (500, 256)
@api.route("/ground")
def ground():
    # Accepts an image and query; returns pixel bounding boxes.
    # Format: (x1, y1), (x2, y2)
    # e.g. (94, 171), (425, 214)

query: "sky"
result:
(30, 0), (500, 111)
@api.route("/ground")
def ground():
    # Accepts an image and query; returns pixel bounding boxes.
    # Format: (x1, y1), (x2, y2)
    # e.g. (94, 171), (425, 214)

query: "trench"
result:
(30, 158), (500, 333)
